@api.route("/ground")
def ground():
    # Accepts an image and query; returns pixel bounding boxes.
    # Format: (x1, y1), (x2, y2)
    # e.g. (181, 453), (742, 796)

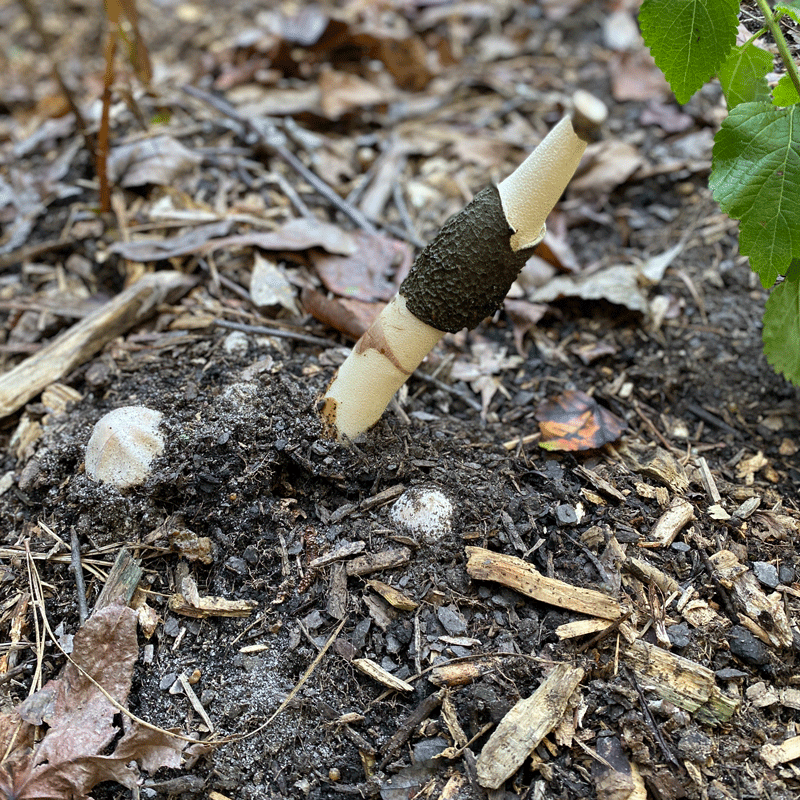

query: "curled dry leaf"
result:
(536, 390), (625, 451)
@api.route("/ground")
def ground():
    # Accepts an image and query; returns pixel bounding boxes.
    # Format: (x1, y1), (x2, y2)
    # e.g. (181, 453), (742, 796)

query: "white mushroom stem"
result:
(321, 91), (608, 442)
(320, 295), (444, 441)
(500, 90), (608, 251)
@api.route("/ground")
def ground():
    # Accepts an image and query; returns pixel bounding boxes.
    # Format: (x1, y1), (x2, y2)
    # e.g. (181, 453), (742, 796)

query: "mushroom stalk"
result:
(321, 91), (607, 442)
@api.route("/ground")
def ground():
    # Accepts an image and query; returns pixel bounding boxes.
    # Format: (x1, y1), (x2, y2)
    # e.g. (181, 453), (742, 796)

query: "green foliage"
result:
(776, 1), (800, 24)
(773, 73), (800, 105)
(718, 42), (773, 108)
(640, 0), (800, 386)
(639, 0), (739, 104)
(710, 103), (800, 288)
(763, 276), (800, 384)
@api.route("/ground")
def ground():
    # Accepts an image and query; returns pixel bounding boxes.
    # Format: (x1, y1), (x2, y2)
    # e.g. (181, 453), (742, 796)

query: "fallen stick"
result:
(465, 546), (622, 620)
(0, 271), (195, 419)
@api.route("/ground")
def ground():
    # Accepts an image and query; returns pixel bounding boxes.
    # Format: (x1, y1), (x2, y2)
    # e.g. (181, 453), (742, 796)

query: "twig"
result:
(623, 665), (682, 770)
(213, 318), (338, 348)
(0, 239), (76, 271)
(70, 529), (89, 624)
(181, 84), (377, 235)
(410, 371), (482, 412)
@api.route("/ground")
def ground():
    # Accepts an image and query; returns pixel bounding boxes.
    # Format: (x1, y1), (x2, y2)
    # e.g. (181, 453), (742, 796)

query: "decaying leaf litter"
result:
(1, 1), (800, 799)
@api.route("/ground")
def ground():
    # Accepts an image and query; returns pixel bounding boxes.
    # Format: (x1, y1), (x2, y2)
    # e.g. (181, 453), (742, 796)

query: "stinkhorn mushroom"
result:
(321, 91), (607, 441)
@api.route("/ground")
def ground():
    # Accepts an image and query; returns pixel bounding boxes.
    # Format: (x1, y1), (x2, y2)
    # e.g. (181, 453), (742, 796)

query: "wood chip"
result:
(366, 579), (418, 611)
(555, 618), (615, 640)
(168, 575), (257, 618)
(352, 658), (413, 692)
(624, 557), (680, 595)
(696, 456), (721, 504)
(575, 465), (625, 502)
(346, 547), (411, 576)
(639, 447), (689, 493)
(465, 547), (622, 620)
(309, 540), (365, 568)
(646, 497), (694, 547)
(710, 550), (793, 649)
(476, 662), (585, 789)
(429, 658), (497, 687)
(623, 639), (740, 726)
(761, 735), (800, 768)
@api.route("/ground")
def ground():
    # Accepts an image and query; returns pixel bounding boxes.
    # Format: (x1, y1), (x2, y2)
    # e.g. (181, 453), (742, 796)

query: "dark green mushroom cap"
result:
(399, 184), (535, 334)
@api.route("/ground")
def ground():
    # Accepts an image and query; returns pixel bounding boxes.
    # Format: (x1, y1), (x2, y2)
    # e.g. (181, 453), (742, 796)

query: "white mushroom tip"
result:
(571, 91), (608, 140)
(85, 406), (165, 489)
(390, 485), (454, 542)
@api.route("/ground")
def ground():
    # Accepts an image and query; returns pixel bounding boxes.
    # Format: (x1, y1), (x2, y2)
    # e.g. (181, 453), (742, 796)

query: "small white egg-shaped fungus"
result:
(390, 485), (454, 542)
(85, 406), (165, 489)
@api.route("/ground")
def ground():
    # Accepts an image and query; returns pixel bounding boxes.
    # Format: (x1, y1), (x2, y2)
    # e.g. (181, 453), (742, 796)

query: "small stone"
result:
(667, 622), (691, 649)
(752, 561), (779, 589)
(225, 556), (249, 575)
(728, 625), (769, 666)
(437, 605), (467, 636)
(555, 504), (578, 525)
(159, 672), (178, 691)
(779, 564), (795, 584)
(715, 667), (748, 680)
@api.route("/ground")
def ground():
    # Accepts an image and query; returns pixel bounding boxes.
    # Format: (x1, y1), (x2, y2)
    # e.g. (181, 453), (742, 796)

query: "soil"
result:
(1, 2), (800, 800)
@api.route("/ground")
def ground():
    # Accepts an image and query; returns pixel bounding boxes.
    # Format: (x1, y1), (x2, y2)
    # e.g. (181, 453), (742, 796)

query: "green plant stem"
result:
(755, 0), (800, 100)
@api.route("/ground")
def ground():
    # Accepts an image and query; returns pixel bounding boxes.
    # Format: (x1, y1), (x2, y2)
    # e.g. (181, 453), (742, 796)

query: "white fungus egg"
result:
(85, 406), (165, 489)
(390, 485), (454, 542)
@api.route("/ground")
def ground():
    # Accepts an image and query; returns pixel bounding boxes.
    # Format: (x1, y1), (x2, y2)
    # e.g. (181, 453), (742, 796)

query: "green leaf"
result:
(718, 42), (774, 109)
(709, 102), (800, 288)
(763, 277), (800, 385)
(773, 73), (800, 106)
(775, 1), (800, 25)
(639, 0), (740, 104)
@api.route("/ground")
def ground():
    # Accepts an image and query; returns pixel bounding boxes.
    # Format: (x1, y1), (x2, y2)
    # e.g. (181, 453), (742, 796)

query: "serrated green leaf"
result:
(639, 0), (739, 104)
(776, 1), (800, 25)
(718, 42), (773, 109)
(763, 278), (800, 385)
(773, 73), (800, 106)
(709, 102), (800, 287)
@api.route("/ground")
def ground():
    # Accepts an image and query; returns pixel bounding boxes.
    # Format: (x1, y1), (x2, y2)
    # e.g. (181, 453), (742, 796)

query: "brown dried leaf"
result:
(2, 605), (184, 799)
(111, 217), (357, 261)
(311, 231), (411, 302)
(318, 69), (394, 120)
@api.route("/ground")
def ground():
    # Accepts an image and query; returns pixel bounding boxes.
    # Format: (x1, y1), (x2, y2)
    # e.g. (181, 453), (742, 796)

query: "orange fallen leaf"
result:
(536, 390), (625, 451)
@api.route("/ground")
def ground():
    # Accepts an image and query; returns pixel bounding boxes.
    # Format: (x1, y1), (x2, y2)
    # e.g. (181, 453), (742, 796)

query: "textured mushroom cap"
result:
(390, 485), (454, 542)
(85, 406), (165, 488)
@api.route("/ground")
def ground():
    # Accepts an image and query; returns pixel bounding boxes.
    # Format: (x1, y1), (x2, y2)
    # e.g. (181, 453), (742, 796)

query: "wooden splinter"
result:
(321, 91), (608, 441)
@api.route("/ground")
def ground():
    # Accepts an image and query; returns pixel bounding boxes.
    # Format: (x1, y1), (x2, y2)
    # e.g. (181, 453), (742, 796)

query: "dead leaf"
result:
(570, 141), (645, 194)
(111, 217), (357, 261)
(610, 50), (671, 102)
(311, 231), (411, 302)
(107, 136), (202, 188)
(537, 390), (625, 451)
(250, 254), (300, 313)
(318, 68), (393, 120)
(530, 265), (649, 314)
(301, 287), (383, 340)
(503, 299), (549, 356)
(0, 605), (184, 799)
